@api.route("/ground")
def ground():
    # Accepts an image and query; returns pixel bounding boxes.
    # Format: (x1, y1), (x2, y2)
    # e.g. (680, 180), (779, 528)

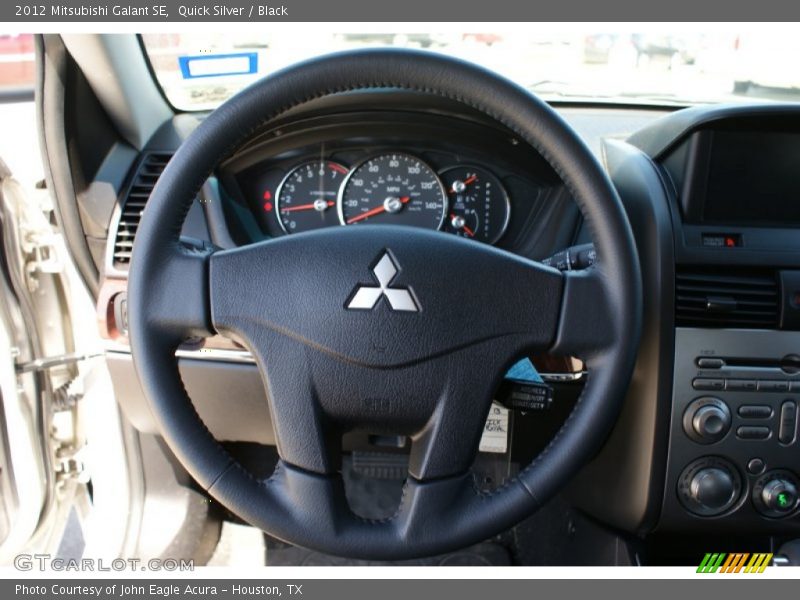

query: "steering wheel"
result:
(128, 49), (642, 560)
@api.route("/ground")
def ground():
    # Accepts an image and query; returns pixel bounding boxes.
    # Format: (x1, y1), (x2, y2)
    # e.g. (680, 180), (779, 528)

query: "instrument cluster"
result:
(242, 151), (513, 245)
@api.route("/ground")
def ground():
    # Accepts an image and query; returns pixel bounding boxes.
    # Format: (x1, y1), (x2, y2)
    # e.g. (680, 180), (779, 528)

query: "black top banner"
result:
(4, 0), (800, 22)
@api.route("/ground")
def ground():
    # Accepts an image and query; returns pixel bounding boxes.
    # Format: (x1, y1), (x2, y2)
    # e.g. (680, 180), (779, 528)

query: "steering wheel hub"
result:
(211, 225), (562, 368)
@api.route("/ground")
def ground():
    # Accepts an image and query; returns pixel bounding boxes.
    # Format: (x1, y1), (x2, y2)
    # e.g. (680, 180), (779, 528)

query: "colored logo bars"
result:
(697, 552), (773, 573)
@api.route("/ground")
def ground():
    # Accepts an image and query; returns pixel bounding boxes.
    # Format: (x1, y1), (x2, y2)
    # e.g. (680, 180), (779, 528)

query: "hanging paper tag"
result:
(479, 402), (509, 454)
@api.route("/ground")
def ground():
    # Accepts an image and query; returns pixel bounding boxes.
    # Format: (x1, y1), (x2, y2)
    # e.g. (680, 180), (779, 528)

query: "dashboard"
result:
(214, 105), (574, 259)
(96, 92), (800, 558)
(622, 106), (800, 541)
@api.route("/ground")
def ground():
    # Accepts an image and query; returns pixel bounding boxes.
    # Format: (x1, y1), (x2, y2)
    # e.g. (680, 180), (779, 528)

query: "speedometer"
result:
(338, 153), (446, 230)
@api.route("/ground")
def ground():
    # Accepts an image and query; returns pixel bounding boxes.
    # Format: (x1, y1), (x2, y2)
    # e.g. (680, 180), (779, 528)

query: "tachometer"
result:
(440, 165), (510, 244)
(338, 153), (446, 230)
(276, 160), (349, 234)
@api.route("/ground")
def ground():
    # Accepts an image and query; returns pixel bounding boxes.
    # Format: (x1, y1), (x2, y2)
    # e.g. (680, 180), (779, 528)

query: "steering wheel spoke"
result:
(550, 267), (620, 361)
(249, 333), (342, 474)
(129, 245), (214, 346)
(409, 342), (518, 481)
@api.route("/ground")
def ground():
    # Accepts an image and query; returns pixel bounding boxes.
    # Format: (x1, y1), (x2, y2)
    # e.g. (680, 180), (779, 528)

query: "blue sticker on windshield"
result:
(178, 52), (258, 79)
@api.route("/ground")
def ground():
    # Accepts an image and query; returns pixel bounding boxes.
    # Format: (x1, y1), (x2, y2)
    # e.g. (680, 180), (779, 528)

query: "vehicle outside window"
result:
(0, 33), (35, 92)
(142, 30), (800, 111)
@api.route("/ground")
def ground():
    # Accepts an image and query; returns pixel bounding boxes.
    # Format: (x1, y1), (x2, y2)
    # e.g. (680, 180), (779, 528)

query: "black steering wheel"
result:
(128, 49), (642, 560)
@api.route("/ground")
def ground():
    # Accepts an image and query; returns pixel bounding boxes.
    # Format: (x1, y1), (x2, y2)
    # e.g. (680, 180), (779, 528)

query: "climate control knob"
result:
(752, 470), (800, 518)
(683, 397), (731, 443)
(762, 479), (798, 514)
(678, 457), (742, 516)
(690, 468), (736, 509)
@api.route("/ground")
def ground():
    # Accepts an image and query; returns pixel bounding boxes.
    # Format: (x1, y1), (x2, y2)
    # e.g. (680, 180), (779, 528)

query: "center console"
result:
(629, 106), (800, 535)
(575, 105), (800, 543)
(663, 328), (799, 531)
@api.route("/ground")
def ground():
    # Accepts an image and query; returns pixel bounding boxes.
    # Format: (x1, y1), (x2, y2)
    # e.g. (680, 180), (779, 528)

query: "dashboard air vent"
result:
(675, 267), (779, 329)
(112, 152), (172, 267)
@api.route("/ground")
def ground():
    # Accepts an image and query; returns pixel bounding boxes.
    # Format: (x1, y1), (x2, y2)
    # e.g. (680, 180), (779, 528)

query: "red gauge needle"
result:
(280, 200), (334, 213)
(347, 196), (410, 224)
(463, 175), (478, 186)
(328, 163), (349, 174)
(450, 213), (475, 237)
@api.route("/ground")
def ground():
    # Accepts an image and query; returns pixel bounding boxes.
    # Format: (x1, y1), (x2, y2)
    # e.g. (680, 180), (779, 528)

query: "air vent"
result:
(112, 153), (172, 267)
(676, 267), (779, 328)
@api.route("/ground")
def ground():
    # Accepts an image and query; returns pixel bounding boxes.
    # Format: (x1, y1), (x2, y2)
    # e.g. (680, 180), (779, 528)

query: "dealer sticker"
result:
(479, 402), (509, 454)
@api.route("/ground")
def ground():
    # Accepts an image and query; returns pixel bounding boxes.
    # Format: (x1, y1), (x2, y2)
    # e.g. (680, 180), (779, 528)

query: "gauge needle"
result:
(347, 196), (410, 224)
(280, 200), (334, 213)
(449, 213), (475, 237)
(448, 174), (478, 194)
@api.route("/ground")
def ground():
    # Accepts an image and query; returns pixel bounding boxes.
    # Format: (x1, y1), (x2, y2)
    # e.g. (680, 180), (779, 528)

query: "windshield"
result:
(142, 30), (800, 111)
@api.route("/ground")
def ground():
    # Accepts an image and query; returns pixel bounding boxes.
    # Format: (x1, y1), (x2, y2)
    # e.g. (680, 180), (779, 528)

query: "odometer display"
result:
(339, 153), (446, 230)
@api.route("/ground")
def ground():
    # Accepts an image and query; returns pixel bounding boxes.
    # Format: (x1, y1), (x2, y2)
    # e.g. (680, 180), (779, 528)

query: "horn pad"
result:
(209, 225), (563, 368)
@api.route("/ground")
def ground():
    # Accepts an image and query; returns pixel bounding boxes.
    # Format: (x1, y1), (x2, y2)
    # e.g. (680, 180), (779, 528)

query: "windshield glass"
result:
(142, 30), (800, 111)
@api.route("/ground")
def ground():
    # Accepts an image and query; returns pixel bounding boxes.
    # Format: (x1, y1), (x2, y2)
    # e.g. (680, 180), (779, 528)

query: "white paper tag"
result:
(479, 402), (509, 454)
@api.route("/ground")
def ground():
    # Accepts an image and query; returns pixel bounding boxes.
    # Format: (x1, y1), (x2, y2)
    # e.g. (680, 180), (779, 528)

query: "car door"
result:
(0, 157), (93, 563)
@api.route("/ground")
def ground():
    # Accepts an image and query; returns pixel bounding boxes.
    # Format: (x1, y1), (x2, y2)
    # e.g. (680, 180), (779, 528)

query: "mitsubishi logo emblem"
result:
(346, 252), (419, 312)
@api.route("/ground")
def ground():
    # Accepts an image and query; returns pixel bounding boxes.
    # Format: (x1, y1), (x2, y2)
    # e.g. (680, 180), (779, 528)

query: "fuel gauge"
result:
(440, 165), (510, 244)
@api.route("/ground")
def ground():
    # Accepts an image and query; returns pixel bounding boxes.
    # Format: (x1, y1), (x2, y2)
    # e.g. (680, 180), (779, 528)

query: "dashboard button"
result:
(779, 401), (797, 444)
(696, 357), (725, 369)
(737, 405), (773, 419)
(736, 426), (771, 440)
(758, 380), (790, 392)
(692, 378), (725, 391)
(726, 379), (758, 392)
(747, 458), (766, 475)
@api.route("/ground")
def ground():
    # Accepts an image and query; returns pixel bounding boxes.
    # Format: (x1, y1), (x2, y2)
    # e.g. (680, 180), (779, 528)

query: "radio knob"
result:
(684, 397), (731, 443)
(762, 478), (798, 514)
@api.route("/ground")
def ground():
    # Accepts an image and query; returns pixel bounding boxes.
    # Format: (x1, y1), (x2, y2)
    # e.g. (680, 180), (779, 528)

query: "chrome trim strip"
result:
(539, 371), (586, 382)
(105, 345), (257, 364)
(106, 344), (587, 380)
(175, 348), (256, 363)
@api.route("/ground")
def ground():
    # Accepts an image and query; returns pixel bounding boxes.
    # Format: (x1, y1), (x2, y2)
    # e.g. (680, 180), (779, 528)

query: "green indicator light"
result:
(777, 492), (790, 508)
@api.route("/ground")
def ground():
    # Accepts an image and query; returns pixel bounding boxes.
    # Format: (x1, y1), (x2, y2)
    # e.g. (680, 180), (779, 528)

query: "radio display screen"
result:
(702, 130), (800, 226)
